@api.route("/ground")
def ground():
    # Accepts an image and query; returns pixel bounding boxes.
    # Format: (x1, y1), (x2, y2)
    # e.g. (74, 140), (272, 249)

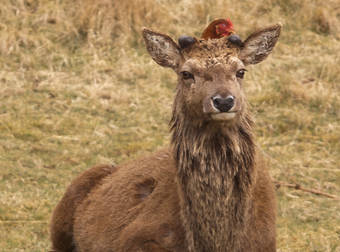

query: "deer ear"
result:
(239, 24), (281, 65)
(143, 28), (182, 70)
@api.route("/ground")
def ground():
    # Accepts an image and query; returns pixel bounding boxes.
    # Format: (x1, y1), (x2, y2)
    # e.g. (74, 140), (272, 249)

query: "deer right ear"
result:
(143, 28), (182, 70)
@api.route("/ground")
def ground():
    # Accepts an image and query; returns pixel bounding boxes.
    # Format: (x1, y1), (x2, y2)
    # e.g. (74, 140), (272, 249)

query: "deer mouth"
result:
(203, 98), (239, 121)
(211, 111), (238, 121)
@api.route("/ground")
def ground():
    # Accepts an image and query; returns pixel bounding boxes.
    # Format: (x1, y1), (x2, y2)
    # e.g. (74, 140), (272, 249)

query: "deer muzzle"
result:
(203, 94), (238, 121)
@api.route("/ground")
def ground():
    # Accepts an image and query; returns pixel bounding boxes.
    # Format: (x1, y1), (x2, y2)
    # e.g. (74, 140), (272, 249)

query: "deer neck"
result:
(170, 110), (256, 251)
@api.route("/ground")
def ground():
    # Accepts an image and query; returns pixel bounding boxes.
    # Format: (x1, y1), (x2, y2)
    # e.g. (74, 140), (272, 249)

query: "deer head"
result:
(143, 24), (281, 127)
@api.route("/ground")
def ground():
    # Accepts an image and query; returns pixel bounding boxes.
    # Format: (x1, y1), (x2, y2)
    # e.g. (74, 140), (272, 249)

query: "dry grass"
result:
(0, 0), (339, 251)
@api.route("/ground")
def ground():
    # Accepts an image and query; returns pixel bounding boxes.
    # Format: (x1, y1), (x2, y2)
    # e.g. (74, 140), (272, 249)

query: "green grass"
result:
(0, 0), (339, 251)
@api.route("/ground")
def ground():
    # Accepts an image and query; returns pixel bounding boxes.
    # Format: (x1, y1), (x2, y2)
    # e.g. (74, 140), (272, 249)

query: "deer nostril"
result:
(212, 95), (235, 112)
(225, 95), (234, 105)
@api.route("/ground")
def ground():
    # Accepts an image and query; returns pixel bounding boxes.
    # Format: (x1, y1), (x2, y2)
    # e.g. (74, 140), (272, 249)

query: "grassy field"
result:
(0, 0), (339, 251)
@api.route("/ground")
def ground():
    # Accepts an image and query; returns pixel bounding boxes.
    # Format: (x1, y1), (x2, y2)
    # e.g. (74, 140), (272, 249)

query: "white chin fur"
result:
(211, 112), (236, 121)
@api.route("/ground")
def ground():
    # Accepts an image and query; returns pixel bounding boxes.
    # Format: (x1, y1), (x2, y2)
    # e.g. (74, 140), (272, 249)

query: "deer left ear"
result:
(239, 24), (281, 65)
(142, 28), (182, 70)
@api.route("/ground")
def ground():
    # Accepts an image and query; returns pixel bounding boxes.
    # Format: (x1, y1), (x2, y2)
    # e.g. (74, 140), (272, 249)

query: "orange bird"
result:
(201, 18), (234, 40)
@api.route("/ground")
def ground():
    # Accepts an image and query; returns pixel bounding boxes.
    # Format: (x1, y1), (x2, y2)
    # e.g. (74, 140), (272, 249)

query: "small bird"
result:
(201, 18), (234, 40)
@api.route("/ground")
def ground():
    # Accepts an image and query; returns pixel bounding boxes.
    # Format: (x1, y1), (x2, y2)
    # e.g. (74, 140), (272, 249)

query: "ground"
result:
(0, 0), (339, 251)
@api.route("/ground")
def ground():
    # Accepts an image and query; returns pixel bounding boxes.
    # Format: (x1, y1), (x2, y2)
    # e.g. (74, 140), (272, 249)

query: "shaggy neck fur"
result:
(170, 94), (256, 251)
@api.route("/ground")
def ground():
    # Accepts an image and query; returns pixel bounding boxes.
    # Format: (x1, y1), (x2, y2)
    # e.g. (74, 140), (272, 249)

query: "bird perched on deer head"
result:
(201, 18), (234, 39)
(178, 18), (243, 50)
(201, 18), (243, 47)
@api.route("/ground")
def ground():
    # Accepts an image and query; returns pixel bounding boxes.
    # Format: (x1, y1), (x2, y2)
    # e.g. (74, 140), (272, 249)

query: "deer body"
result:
(51, 24), (281, 252)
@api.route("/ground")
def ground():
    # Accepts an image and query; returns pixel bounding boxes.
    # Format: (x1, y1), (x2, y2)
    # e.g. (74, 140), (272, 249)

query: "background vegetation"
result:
(0, 0), (339, 251)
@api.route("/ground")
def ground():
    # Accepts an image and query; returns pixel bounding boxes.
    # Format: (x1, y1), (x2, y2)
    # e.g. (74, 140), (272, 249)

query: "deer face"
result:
(143, 25), (281, 124)
(177, 41), (246, 122)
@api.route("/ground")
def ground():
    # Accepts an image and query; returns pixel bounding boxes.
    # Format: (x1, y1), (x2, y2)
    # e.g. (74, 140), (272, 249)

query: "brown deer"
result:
(50, 23), (281, 252)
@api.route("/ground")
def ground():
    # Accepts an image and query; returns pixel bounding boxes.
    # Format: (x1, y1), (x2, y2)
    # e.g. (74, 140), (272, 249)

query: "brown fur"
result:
(50, 164), (116, 252)
(50, 24), (281, 252)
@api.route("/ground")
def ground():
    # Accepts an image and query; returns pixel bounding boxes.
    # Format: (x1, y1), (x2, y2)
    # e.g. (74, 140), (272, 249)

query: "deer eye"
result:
(181, 71), (194, 80)
(236, 69), (246, 79)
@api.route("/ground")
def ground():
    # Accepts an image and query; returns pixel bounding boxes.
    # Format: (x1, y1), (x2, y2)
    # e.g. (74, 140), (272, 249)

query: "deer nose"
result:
(212, 95), (235, 112)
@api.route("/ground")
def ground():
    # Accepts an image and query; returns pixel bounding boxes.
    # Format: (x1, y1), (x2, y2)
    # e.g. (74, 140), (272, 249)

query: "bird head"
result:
(201, 18), (234, 40)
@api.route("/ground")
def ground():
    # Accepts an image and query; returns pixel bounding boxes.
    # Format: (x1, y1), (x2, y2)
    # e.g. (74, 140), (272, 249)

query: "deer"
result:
(50, 22), (281, 252)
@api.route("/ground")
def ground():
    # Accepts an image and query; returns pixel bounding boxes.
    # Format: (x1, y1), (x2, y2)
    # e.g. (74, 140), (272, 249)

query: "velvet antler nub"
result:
(178, 35), (197, 49)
